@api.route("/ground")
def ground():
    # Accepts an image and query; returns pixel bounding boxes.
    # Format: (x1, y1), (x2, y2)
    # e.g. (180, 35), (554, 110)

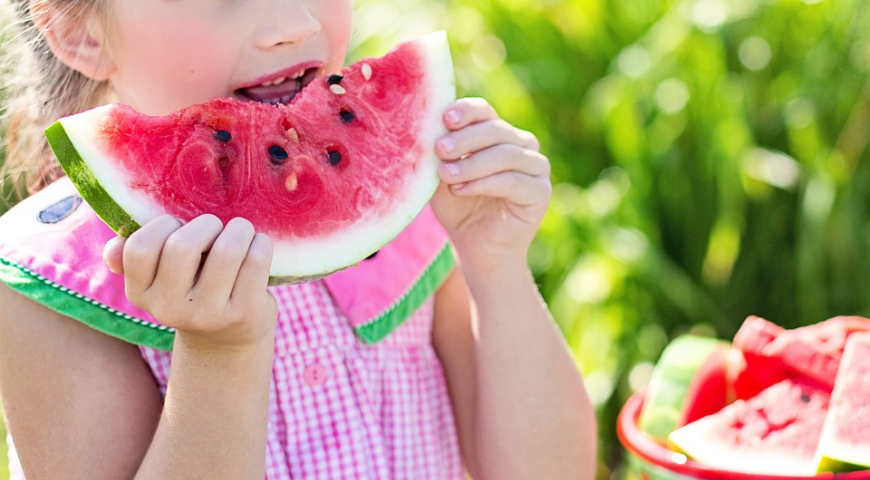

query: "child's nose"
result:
(254, 1), (321, 49)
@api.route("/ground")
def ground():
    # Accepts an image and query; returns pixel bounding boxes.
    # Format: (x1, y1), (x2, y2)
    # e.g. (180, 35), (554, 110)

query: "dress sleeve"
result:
(0, 177), (175, 351)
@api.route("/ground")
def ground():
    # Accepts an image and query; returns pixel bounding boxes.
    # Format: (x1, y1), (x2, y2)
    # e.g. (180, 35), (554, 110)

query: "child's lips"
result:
(236, 78), (304, 104)
(235, 64), (322, 105)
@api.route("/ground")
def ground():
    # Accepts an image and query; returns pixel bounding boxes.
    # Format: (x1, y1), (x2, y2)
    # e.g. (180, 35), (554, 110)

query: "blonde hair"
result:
(1, 0), (110, 201)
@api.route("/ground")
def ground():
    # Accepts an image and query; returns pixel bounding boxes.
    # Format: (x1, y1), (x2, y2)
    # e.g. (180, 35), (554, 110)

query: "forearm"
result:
(464, 262), (597, 480)
(135, 332), (275, 480)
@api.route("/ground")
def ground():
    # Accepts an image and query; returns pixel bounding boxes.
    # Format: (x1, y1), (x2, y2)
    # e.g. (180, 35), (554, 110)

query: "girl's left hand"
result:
(431, 98), (551, 275)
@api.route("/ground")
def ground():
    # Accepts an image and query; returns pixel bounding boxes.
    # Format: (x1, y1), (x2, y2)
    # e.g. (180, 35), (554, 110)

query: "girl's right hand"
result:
(103, 214), (278, 351)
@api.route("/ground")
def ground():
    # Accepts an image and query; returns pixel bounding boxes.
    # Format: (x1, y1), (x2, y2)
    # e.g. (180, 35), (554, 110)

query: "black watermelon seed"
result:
(339, 109), (355, 124)
(327, 149), (342, 166)
(214, 130), (232, 142)
(800, 394), (811, 403)
(269, 145), (289, 165)
(366, 251), (378, 260)
(327, 74), (344, 85)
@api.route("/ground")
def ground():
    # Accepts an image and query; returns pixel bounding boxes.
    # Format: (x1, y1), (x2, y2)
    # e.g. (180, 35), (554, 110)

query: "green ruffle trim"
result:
(353, 242), (456, 344)
(0, 242), (455, 349)
(0, 257), (175, 350)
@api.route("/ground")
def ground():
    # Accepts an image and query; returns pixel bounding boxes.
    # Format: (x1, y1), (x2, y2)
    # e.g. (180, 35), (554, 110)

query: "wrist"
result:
(453, 246), (531, 279)
(174, 329), (275, 360)
(459, 257), (536, 296)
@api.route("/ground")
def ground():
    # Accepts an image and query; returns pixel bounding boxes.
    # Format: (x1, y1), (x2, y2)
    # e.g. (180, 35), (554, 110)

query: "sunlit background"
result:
(4, 0), (870, 478)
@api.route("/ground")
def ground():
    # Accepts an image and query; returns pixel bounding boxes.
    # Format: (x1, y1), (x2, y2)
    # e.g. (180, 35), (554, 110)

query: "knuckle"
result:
(541, 178), (554, 197)
(506, 172), (523, 190)
(542, 159), (552, 177)
(122, 236), (150, 262)
(524, 131), (541, 151)
(153, 214), (182, 228)
(207, 239), (237, 260)
(163, 232), (197, 255)
(498, 143), (523, 157)
(246, 246), (272, 268)
(124, 285), (145, 307)
(494, 118), (512, 132)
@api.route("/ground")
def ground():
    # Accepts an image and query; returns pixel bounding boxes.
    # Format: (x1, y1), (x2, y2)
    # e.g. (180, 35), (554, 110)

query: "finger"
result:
(435, 119), (540, 160)
(123, 215), (184, 295)
(230, 233), (274, 306)
(193, 217), (257, 301)
(439, 144), (550, 185)
(151, 214), (225, 294)
(103, 236), (127, 274)
(449, 171), (552, 207)
(442, 97), (499, 131)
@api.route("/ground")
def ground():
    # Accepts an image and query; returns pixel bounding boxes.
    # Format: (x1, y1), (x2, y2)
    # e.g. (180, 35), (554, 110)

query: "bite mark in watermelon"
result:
(815, 332), (870, 473)
(668, 378), (831, 476)
(45, 32), (455, 283)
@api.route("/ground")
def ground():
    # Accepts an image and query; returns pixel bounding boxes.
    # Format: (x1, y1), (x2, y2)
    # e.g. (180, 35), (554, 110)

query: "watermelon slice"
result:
(815, 332), (870, 473)
(44, 32), (455, 283)
(728, 316), (790, 400)
(668, 378), (831, 476)
(637, 335), (730, 441)
(764, 316), (870, 388)
(730, 316), (870, 394)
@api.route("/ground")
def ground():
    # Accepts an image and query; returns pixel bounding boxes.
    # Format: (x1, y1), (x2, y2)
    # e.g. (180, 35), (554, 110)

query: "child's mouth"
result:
(234, 67), (320, 105)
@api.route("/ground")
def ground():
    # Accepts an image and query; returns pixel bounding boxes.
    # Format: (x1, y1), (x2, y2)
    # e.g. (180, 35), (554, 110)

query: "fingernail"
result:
(446, 109), (461, 125)
(103, 237), (122, 273)
(439, 137), (455, 153)
(444, 162), (460, 176)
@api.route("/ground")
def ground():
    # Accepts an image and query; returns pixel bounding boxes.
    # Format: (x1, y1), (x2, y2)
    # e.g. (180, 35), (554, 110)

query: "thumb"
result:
(103, 236), (127, 274)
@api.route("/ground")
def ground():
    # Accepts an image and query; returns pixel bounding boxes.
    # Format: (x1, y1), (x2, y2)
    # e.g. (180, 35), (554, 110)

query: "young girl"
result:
(0, 1), (596, 479)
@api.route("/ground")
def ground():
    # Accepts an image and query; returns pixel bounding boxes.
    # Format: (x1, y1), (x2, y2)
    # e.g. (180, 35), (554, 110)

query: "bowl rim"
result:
(617, 389), (870, 480)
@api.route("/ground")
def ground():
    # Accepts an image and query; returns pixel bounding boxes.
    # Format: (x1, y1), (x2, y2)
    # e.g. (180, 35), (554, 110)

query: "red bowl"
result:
(617, 390), (870, 480)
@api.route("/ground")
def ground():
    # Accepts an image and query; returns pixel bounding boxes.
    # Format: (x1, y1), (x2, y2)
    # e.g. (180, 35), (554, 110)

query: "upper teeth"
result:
(262, 76), (288, 87)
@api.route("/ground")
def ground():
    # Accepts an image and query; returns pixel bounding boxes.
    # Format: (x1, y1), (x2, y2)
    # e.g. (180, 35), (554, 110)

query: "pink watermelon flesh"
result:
(816, 332), (870, 472)
(728, 316), (790, 400)
(679, 343), (729, 426)
(732, 315), (785, 352)
(46, 32), (455, 281)
(729, 315), (870, 395)
(764, 316), (870, 388)
(668, 378), (831, 476)
(726, 348), (790, 401)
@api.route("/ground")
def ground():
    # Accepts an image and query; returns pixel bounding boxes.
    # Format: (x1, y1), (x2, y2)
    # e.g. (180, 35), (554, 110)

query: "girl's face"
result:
(104, 0), (354, 115)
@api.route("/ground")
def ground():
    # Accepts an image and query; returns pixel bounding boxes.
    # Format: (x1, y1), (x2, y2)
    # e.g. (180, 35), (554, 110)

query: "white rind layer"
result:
(58, 31), (455, 279)
(669, 419), (818, 476)
(813, 333), (870, 470)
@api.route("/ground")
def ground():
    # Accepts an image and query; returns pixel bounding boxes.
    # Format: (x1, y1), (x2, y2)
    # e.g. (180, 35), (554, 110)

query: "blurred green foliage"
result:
(2, 0), (870, 478)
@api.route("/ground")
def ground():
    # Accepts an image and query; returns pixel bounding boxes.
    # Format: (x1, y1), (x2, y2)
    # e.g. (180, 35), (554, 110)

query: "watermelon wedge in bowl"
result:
(618, 390), (870, 480)
(45, 32), (455, 284)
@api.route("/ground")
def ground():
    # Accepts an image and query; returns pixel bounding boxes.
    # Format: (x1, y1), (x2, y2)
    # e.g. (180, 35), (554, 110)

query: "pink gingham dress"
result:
(0, 178), (465, 479)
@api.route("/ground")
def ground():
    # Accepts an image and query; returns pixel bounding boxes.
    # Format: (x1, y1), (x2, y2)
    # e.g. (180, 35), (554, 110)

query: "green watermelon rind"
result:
(816, 456), (867, 474)
(45, 121), (141, 237)
(637, 335), (728, 440)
